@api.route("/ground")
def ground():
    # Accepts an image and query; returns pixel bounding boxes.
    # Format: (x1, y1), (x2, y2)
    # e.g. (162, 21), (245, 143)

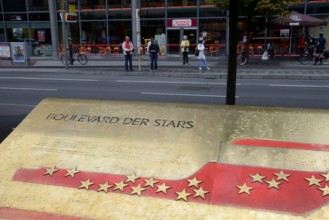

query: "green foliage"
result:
(205, 0), (300, 17)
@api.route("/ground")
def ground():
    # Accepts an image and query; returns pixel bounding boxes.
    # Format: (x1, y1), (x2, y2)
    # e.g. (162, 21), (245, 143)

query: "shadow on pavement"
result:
(0, 114), (26, 144)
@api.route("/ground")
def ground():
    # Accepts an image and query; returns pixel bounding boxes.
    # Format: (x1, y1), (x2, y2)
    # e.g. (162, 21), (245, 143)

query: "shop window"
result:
(28, 0), (48, 11)
(141, 0), (165, 8)
(3, 0), (27, 12)
(167, 0), (197, 7)
(108, 0), (130, 8)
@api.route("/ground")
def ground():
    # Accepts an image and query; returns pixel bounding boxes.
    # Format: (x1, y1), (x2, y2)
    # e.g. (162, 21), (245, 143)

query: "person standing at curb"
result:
(314, 32), (327, 65)
(180, 35), (190, 65)
(149, 39), (160, 72)
(122, 36), (134, 71)
(197, 38), (209, 72)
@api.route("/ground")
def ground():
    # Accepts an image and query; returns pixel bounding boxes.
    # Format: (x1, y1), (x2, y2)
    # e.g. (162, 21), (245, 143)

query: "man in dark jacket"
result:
(314, 32), (327, 65)
(149, 39), (160, 71)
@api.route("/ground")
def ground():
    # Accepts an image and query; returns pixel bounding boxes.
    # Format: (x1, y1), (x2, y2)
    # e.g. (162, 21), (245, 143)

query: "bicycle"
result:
(239, 46), (274, 66)
(60, 47), (88, 65)
(299, 46), (329, 65)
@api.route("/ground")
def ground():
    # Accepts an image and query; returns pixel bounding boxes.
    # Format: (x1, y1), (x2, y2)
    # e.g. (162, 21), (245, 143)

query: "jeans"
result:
(124, 54), (133, 70)
(198, 59), (209, 69)
(150, 53), (158, 70)
(182, 52), (189, 64)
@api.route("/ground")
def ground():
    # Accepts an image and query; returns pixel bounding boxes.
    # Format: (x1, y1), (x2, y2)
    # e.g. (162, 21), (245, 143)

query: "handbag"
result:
(195, 49), (199, 56)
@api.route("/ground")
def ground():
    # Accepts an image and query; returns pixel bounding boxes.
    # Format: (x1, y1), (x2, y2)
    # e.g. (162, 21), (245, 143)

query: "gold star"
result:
(130, 184), (147, 196)
(187, 177), (202, 188)
(321, 172), (329, 182)
(305, 175), (322, 187)
(113, 180), (129, 192)
(144, 177), (158, 188)
(44, 166), (59, 176)
(274, 170), (291, 182)
(176, 189), (191, 201)
(318, 185), (329, 196)
(79, 178), (94, 190)
(249, 172), (266, 183)
(98, 181), (112, 193)
(156, 183), (171, 194)
(65, 167), (80, 177)
(125, 173), (139, 183)
(236, 183), (253, 195)
(266, 178), (282, 190)
(193, 187), (209, 199)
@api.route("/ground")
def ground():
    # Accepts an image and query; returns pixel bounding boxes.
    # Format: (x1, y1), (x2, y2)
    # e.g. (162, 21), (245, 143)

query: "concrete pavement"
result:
(1, 54), (329, 80)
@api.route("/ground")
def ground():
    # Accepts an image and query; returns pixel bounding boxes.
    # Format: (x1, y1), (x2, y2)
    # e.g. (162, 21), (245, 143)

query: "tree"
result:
(206, 0), (300, 54)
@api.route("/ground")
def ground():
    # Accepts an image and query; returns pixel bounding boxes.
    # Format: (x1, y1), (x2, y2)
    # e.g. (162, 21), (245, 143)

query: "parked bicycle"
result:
(239, 43), (275, 66)
(60, 47), (88, 65)
(299, 45), (329, 65)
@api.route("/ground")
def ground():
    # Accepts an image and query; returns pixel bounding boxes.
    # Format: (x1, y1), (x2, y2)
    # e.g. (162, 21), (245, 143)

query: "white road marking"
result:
(0, 87), (58, 91)
(141, 92), (239, 98)
(0, 103), (35, 107)
(117, 80), (230, 85)
(0, 77), (98, 82)
(269, 84), (323, 88)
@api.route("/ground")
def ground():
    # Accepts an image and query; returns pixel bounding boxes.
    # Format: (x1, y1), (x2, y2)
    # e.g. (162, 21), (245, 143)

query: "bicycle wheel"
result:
(240, 52), (248, 65)
(78, 54), (88, 65)
(299, 52), (312, 64)
(60, 55), (68, 65)
(322, 56), (329, 65)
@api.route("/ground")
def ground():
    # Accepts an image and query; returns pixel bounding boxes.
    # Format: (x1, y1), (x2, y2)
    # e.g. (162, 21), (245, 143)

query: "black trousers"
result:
(183, 52), (189, 64)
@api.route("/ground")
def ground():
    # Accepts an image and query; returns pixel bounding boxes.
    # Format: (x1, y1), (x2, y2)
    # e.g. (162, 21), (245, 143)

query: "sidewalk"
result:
(1, 54), (329, 80)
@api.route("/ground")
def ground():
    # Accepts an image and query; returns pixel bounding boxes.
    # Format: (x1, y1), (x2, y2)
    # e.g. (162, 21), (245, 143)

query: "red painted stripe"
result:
(0, 207), (92, 220)
(12, 164), (329, 215)
(232, 138), (329, 152)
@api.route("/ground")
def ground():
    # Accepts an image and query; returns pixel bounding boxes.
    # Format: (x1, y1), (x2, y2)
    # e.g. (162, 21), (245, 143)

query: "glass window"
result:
(199, 18), (227, 44)
(80, 9), (107, 20)
(167, 8), (197, 18)
(108, 0), (130, 8)
(4, 13), (28, 21)
(3, 0), (27, 12)
(28, 0), (49, 11)
(141, 0), (165, 8)
(29, 13), (50, 21)
(108, 9), (131, 19)
(140, 8), (165, 19)
(167, 0), (197, 7)
(81, 21), (107, 44)
(108, 20), (132, 44)
(200, 5), (224, 17)
(81, 0), (106, 10)
(141, 19), (165, 40)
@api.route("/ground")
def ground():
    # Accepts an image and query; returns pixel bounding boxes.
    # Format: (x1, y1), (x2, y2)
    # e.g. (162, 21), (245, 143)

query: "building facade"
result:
(0, 0), (328, 57)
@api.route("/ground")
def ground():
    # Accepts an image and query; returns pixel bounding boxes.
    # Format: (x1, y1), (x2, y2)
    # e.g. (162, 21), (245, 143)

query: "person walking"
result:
(149, 39), (160, 72)
(180, 35), (190, 65)
(197, 38), (209, 72)
(122, 36), (134, 71)
(314, 32), (327, 65)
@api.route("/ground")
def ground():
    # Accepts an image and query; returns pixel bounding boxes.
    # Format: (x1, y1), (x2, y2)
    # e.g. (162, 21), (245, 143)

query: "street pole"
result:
(61, 11), (68, 69)
(226, 0), (238, 105)
(66, 0), (73, 65)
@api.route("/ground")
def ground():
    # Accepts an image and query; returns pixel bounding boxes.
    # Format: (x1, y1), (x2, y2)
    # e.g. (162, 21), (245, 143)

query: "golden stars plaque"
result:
(0, 98), (329, 219)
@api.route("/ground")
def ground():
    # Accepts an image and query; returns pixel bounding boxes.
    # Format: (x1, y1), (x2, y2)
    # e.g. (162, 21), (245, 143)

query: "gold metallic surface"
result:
(0, 98), (329, 219)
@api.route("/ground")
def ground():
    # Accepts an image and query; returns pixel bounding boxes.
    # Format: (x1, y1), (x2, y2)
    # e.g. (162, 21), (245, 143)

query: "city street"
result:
(1, 68), (329, 143)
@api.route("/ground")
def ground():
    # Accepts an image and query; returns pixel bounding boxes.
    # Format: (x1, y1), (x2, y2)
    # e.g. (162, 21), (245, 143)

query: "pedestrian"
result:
(146, 38), (152, 55)
(197, 38), (209, 72)
(314, 32), (327, 65)
(180, 35), (190, 65)
(122, 36), (134, 71)
(149, 39), (160, 72)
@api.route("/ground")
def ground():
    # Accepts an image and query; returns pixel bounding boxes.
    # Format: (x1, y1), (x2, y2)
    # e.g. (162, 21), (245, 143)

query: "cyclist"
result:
(314, 32), (327, 65)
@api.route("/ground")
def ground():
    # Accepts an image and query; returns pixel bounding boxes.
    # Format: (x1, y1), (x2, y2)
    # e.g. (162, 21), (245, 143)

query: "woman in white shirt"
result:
(197, 39), (210, 72)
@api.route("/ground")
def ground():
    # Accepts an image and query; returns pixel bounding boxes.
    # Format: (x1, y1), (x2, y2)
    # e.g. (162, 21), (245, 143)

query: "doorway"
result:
(167, 28), (197, 54)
